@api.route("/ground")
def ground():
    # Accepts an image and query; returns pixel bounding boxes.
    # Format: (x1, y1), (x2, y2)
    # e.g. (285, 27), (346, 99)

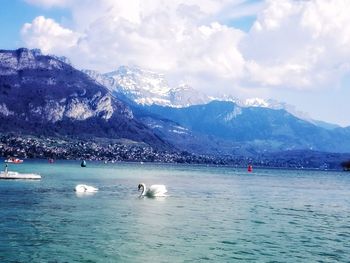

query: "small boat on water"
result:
(0, 164), (41, 180)
(4, 157), (23, 164)
(0, 171), (41, 180)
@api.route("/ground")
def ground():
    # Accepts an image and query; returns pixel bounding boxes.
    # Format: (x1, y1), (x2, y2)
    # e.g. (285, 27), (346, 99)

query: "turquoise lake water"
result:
(1, 160), (350, 262)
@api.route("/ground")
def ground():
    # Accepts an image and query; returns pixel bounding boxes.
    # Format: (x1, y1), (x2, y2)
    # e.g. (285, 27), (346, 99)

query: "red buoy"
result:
(248, 165), (253, 172)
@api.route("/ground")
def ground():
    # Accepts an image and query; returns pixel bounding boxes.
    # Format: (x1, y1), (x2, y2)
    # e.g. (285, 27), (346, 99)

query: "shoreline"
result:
(0, 157), (346, 172)
(1, 133), (350, 170)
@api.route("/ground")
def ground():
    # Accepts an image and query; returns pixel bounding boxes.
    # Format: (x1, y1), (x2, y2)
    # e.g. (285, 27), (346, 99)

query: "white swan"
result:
(75, 184), (98, 193)
(138, 183), (167, 197)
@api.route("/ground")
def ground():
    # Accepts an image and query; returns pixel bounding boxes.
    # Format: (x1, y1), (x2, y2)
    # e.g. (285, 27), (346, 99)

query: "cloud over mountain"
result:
(21, 0), (350, 98)
(20, 0), (255, 93)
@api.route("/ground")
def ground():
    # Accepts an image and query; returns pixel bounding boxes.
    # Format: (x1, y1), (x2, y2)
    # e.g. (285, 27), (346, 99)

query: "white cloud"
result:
(21, 0), (250, 94)
(21, 16), (80, 53)
(242, 0), (350, 90)
(21, 0), (350, 96)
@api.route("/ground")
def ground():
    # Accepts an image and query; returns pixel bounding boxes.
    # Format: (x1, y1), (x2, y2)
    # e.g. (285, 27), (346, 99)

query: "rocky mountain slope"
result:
(0, 48), (168, 149)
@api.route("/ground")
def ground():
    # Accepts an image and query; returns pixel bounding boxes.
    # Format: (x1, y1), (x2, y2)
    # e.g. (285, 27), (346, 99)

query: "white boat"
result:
(0, 171), (41, 180)
(4, 157), (24, 164)
(0, 165), (41, 180)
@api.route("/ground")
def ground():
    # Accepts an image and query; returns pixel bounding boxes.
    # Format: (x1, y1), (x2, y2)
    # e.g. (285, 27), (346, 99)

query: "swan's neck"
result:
(140, 183), (146, 196)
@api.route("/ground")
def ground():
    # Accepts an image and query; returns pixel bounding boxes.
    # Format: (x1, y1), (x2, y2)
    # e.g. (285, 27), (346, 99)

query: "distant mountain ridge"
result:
(0, 48), (168, 149)
(82, 64), (350, 154)
(84, 66), (340, 130)
(135, 101), (350, 153)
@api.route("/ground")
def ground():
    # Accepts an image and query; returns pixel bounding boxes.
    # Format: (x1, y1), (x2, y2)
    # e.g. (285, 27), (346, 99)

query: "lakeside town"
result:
(1, 134), (349, 170)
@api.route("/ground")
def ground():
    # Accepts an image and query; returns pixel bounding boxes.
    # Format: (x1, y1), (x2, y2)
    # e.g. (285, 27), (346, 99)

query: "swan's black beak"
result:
(138, 184), (141, 191)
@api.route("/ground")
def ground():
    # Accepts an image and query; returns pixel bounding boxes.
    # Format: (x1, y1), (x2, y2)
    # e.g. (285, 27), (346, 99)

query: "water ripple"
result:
(1, 163), (350, 262)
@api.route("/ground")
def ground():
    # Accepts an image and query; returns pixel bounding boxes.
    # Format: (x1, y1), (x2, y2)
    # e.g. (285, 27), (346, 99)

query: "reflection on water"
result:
(1, 160), (350, 262)
(75, 191), (98, 198)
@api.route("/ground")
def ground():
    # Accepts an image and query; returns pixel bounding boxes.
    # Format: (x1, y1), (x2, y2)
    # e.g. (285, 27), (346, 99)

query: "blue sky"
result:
(0, 0), (69, 49)
(1, 0), (350, 127)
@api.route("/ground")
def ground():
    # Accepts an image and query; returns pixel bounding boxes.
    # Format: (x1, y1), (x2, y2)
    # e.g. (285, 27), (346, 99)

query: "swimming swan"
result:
(138, 183), (167, 197)
(75, 184), (98, 193)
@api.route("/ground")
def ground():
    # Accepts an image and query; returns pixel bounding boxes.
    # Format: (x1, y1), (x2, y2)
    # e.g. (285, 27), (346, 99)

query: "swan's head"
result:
(138, 183), (143, 191)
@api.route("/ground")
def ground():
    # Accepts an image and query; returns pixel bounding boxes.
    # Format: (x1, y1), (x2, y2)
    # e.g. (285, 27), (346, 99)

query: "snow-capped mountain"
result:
(84, 66), (211, 107)
(169, 84), (211, 107)
(84, 66), (304, 114)
(84, 66), (341, 129)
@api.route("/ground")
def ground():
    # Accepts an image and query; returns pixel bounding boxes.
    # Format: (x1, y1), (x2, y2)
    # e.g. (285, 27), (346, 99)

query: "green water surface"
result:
(1, 160), (349, 262)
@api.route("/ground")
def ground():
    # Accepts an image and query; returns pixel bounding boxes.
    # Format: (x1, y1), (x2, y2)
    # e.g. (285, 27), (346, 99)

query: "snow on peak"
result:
(241, 97), (313, 122)
(240, 98), (293, 111)
(209, 94), (241, 105)
(106, 66), (171, 96)
(244, 98), (270, 107)
(84, 66), (211, 107)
